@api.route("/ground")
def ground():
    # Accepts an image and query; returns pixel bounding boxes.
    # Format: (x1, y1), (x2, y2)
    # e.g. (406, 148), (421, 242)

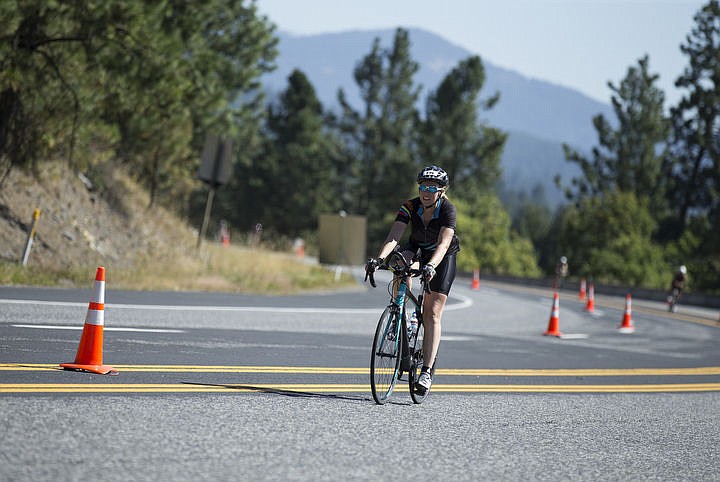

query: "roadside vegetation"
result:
(0, 161), (356, 294)
(0, 244), (358, 294)
(1, 1), (718, 294)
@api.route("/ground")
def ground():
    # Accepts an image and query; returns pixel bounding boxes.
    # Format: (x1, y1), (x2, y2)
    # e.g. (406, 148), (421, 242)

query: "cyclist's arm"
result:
(426, 226), (455, 267)
(377, 221), (407, 260)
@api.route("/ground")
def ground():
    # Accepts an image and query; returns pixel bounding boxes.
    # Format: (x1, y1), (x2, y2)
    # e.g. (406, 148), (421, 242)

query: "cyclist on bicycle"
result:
(553, 256), (569, 290)
(366, 165), (460, 393)
(668, 265), (687, 309)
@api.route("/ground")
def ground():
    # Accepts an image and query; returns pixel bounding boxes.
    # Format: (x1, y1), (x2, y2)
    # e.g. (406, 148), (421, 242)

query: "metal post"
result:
(22, 208), (41, 266)
(334, 210), (347, 281)
(197, 138), (225, 249)
(197, 187), (215, 249)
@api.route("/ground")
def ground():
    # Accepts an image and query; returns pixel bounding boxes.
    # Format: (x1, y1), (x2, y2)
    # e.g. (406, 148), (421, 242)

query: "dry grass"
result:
(0, 244), (359, 294)
(110, 244), (359, 294)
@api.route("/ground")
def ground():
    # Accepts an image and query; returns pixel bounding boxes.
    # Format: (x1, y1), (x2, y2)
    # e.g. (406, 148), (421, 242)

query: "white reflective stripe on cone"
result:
(85, 309), (105, 326)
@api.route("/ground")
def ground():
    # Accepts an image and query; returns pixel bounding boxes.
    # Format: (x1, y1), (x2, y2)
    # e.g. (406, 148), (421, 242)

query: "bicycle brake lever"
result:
(364, 269), (377, 288)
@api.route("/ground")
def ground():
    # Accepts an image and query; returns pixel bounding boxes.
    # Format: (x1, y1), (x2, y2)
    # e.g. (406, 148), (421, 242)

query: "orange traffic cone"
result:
(60, 267), (118, 375)
(294, 238), (305, 258)
(471, 269), (480, 290)
(543, 292), (563, 337)
(584, 283), (595, 312)
(579, 277), (587, 301)
(618, 294), (635, 333)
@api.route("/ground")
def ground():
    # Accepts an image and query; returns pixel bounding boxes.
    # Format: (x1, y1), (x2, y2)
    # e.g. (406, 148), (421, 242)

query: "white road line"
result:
(559, 333), (590, 339)
(0, 295), (474, 314)
(11, 324), (184, 333)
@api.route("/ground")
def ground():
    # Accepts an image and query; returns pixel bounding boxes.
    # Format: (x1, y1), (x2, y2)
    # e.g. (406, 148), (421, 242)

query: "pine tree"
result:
(560, 55), (669, 206)
(420, 55), (505, 199)
(664, 0), (720, 292)
(336, 28), (421, 244)
(666, 0), (720, 229)
(243, 69), (337, 236)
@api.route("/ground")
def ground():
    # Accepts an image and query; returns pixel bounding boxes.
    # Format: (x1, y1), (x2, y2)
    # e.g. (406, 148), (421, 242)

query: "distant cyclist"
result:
(667, 265), (687, 312)
(365, 165), (460, 393)
(553, 256), (569, 290)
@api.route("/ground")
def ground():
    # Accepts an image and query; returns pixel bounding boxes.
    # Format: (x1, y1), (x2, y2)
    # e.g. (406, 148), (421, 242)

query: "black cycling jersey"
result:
(394, 197), (460, 260)
(672, 272), (686, 290)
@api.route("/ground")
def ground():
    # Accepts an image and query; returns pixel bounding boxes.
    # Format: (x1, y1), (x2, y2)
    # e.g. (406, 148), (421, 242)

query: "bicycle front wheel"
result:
(408, 318), (431, 404)
(370, 306), (401, 404)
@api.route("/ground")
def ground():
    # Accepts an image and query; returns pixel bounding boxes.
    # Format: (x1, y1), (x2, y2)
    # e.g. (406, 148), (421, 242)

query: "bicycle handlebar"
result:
(365, 251), (431, 293)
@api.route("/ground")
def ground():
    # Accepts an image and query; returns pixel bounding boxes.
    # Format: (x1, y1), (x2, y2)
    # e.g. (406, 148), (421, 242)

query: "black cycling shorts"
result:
(400, 245), (457, 296)
(400, 249), (457, 295)
(427, 254), (457, 295)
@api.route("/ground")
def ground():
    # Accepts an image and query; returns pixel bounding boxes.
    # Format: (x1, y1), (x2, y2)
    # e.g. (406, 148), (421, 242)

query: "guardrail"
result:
(467, 272), (720, 309)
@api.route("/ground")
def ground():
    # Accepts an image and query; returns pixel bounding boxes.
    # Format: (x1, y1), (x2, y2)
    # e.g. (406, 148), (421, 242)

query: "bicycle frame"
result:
(391, 278), (423, 373)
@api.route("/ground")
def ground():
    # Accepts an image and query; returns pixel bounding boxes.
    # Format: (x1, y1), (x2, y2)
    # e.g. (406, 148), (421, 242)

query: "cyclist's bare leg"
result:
(422, 291), (447, 371)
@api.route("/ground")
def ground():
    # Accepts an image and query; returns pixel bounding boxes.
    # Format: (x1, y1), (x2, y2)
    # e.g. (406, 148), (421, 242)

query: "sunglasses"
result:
(419, 185), (443, 193)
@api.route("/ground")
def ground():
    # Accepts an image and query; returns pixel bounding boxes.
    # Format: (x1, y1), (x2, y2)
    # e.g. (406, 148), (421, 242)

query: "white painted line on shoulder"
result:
(11, 324), (184, 333)
(1, 296), (473, 314)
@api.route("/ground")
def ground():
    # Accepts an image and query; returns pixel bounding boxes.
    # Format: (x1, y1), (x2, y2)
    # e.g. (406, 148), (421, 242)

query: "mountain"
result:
(262, 28), (613, 206)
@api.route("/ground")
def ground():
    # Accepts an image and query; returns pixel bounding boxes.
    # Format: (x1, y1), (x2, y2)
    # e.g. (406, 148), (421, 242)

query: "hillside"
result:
(502, 132), (581, 206)
(0, 162), (354, 292)
(0, 162), (197, 279)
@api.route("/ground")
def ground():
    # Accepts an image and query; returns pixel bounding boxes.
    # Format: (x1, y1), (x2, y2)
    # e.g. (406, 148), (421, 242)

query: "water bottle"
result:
(407, 310), (418, 338)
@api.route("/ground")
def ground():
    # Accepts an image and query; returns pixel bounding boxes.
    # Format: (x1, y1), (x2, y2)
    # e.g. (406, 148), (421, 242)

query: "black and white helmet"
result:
(417, 165), (449, 186)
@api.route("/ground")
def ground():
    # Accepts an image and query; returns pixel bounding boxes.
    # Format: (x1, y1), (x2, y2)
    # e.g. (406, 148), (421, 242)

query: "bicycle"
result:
(667, 287), (681, 313)
(365, 250), (436, 405)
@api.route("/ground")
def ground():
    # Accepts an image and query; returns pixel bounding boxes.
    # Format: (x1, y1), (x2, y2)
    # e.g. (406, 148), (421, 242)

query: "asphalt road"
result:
(1, 274), (719, 481)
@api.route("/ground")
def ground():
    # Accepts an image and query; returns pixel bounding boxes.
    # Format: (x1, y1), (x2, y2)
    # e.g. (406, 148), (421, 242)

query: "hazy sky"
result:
(256, 0), (707, 106)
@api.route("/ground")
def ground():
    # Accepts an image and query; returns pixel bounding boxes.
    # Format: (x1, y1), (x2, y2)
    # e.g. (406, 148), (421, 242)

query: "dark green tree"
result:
(499, 181), (558, 273)
(557, 192), (666, 287)
(455, 194), (541, 277)
(420, 56), (505, 198)
(0, 1), (278, 211)
(229, 69), (337, 237)
(664, 0), (720, 292)
(560, 55), (670, 206)
(336, 28), (421, 244)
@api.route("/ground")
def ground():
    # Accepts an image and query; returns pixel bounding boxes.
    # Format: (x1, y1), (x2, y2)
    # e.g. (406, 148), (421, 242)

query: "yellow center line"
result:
(1, 383), (719, 393)
(2, 363), (720, 376)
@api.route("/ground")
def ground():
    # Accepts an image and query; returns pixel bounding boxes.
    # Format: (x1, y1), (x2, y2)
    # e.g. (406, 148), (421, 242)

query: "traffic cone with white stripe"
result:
(579, 277), (587, 301)
(618, 293), (635, 333)
(543, 292), (563, 337)
(60, 267), (118, 375)
(471, 268), (480, 290)
(584, 283), (595, 313)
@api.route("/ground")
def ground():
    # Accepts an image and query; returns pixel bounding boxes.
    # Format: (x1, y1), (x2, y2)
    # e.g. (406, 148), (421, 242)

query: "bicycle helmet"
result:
(560, 256), (567, 264)
(679, 265), (687, 274)
(417, 165), (449, 187)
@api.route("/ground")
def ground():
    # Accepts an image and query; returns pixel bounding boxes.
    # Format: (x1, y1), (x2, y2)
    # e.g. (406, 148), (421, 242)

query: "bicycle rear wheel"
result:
(370, 307), (401, 404)
(409, 318), (431, 404)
